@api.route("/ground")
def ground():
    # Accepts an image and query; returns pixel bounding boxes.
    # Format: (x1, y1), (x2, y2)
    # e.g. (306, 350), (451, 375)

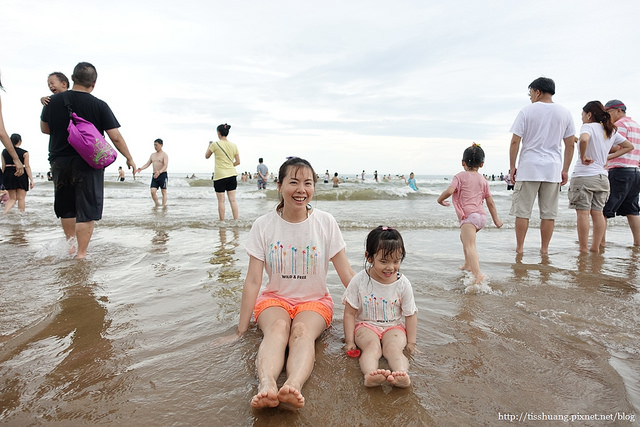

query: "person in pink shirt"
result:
(603, 100), (640, 246)
(437, 144), (503, 285)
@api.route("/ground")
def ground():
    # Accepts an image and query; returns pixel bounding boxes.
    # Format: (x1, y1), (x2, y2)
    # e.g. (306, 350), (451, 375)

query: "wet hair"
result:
(10, 133), (21, 146)
(48, 72), (69, 88)
(71, 62), (97, 87)
(276, 157), (317, 211)
(217, 123), (231, 137)
(154, 138), (163, 145)
(462, 144), (485, 169)
(583, 101), (616, 138)
(528, 77), (555, 95)
(365, 226), (406, 269)
(0, 75), (3, 91)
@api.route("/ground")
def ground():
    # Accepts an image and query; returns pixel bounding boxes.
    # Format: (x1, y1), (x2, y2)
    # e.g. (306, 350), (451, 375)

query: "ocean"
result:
(0, 173), (638, 426)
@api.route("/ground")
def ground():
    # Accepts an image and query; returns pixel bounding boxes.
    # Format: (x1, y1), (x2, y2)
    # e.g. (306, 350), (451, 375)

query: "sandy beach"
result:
(0, 175), (638, 426)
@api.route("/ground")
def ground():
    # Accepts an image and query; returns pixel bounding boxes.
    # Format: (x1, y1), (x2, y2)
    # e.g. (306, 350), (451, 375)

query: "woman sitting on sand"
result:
(219, 157), (354, 409)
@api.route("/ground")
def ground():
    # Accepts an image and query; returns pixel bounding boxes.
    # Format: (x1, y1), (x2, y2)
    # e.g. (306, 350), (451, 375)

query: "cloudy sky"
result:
(2, 0), (639, 178)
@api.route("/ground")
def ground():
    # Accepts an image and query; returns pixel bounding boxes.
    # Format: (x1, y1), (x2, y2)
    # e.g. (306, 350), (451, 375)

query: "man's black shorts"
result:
(51, 156), (104, 222)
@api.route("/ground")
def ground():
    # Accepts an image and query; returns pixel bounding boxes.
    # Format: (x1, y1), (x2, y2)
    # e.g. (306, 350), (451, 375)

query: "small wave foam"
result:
(461, 272), (501, 295)
(34, 237), (77, 260)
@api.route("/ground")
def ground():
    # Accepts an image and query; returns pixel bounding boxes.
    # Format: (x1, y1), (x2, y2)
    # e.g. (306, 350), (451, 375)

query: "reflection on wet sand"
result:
(0, 262), (128, 423)
(208, 226), (241, 283)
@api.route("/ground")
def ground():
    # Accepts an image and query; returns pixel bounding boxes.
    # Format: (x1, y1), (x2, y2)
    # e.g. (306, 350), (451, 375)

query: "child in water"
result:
(437, 144), (503, 286)
(343, 226), (417, 388)
(40, 72), (69, 105)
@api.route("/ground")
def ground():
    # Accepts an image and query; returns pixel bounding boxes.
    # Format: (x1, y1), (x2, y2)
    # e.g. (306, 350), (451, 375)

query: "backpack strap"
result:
(61, 92), (74, 119)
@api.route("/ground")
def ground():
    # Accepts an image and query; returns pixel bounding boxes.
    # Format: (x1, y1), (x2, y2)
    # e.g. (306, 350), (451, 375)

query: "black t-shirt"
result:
(2, 146), (27, 165)
(41, 90), (120, 161)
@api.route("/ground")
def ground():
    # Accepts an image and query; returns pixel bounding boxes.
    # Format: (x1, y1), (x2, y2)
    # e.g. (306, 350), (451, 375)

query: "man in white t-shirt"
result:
(509, 77), (576, 254)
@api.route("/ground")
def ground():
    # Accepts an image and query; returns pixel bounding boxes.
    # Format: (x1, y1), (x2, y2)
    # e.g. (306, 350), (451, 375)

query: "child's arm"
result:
(437, 186), (455, 206)
(404, 313), (418, 354)
(485, 195), (503, 228)
(343, 303), (358, 351)
(41, 96), (51, 106)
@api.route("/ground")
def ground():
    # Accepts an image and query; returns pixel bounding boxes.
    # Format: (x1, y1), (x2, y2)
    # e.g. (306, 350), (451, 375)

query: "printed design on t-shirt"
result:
(362, 293), (401, 322)
(268, 241), (320, 276)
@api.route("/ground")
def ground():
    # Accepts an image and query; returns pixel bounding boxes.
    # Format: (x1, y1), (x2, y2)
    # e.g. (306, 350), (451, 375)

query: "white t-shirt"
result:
(510, 102), (576, 182)
(245, 208), (346, 307)
(572, 123), (626, 177)
(342, 269), (417, 328)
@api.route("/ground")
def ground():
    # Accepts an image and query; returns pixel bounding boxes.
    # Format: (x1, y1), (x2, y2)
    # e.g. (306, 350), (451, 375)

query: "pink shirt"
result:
(450, 171), (491, 222)
(608, 116), (640, 169)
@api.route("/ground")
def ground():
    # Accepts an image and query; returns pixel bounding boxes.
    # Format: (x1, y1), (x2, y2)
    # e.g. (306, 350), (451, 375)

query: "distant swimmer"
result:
(404, 172), (418, 191)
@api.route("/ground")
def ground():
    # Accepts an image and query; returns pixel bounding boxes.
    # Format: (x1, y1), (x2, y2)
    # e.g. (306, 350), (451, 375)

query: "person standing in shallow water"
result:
(2, 133), (34, 213)
(137, 138), (169, 207)
(40, 62), (137, 259)
(509, 77), (575, 254)
(217, 157), (355, 409)
(205, 124), (239, 220)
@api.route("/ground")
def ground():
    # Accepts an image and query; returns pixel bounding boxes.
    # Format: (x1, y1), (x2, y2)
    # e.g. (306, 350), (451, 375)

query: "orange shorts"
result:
(254, 298), (333, 327)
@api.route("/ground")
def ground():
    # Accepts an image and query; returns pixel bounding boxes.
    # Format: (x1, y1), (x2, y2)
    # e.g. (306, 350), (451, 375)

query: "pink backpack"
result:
(63, 92), (117, 169)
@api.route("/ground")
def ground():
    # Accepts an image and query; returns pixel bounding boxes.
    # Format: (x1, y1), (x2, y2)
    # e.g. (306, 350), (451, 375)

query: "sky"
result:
(2, 0), (639, 178)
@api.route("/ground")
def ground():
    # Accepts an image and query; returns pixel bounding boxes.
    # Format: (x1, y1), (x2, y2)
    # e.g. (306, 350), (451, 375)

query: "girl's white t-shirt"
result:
(342, 269), (417, 328)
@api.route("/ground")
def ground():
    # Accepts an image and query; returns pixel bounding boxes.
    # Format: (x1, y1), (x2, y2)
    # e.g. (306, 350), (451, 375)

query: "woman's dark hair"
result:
(49, 72), (69, 88)
(276, 157), (317, 211)
(217, 123), (231, 137)
(10, 133), (21, 146)
(365, 226), (406, 269)
(462, 144), (485, 169)
(529, 77), (555, 95)
(583, 100), (616, 138)
(71, 62), (97, 87)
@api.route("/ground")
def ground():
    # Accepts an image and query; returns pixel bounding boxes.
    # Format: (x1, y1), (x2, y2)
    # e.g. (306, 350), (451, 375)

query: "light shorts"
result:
(355, 322), (407, 340)
(510, 181), (560, 220)
(460, 212), (487, 230)
(254, 297), (333, 328)
(568, 174), (610, 211)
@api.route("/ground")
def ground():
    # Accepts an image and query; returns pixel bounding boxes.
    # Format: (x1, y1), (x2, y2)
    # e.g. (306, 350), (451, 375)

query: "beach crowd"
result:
(2, 65), (639, 410)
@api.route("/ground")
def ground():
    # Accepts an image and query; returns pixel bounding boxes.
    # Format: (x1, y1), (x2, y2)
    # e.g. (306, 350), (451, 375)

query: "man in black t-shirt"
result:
(40, 62), (137, 259)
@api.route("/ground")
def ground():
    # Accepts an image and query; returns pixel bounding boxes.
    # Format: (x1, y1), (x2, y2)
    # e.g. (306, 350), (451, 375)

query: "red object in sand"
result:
(346, 349), (361, 358)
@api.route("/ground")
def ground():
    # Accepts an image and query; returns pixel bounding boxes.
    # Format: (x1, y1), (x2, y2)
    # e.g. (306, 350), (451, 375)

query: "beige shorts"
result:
(510, 181), (560, 220)
(568, 175), (610, 211)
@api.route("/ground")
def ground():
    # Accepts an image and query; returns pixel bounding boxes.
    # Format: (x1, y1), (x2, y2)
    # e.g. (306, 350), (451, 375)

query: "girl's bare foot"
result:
(364, 369), (391, 387)
(250, 388), (279, 408)
(277, 384), (305, 408)
(388, 371), (411, 388)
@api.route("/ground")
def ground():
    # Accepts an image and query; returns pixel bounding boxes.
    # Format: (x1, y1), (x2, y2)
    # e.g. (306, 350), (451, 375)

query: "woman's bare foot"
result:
(277, 384), (305, 408)
(250, 388), (279, 408)
(364, 369), (391, 387)
(388, 371), (411, 388)
(459, 264), (470, 271)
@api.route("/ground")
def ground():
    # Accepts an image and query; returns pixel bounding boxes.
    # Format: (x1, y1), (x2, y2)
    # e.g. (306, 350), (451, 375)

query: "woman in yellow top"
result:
(205, 123), (240, 220)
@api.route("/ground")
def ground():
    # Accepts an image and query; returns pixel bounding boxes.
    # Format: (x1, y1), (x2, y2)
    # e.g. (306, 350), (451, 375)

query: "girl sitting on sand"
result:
(343, 226), (417, 388)
(219, 157), (355, 409)
(437, 144), (503, 287)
